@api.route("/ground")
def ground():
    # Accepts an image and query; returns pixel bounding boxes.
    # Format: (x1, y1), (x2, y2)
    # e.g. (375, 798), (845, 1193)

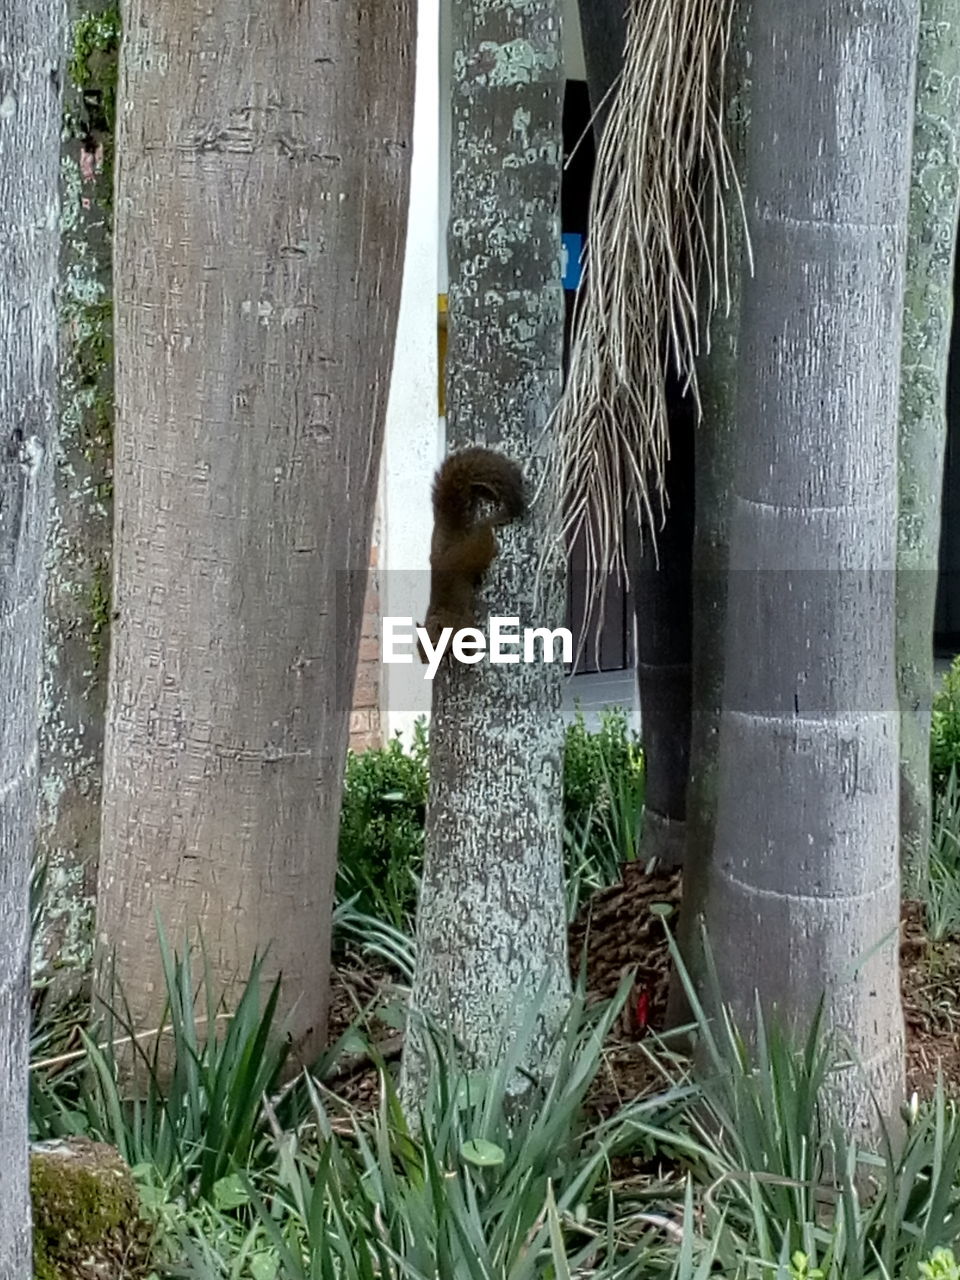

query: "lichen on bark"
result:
(35, 2), (118, 1001)
(401, 0), (570, 1106)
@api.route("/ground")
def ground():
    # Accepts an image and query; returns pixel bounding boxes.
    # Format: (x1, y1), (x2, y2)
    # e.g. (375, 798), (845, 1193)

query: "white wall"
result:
(380, 0), (442, 742)
(562, 0), (587, 80)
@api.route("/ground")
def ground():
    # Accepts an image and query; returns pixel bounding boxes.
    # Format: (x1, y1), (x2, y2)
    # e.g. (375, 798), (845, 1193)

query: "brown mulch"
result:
(326, 866), (960, 1114)
(323, 961), (404, 1114)
(901, 899), (960, 1098)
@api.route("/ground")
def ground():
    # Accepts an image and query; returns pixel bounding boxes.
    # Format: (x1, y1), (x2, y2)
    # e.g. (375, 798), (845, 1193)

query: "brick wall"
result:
(349, 536), (382, 752)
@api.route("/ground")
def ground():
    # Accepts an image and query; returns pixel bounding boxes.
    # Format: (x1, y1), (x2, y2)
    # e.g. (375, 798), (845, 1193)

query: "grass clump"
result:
(926, 768), (960, 943)
(564, 706), (646, 917)
(27, 925), (960, 1280)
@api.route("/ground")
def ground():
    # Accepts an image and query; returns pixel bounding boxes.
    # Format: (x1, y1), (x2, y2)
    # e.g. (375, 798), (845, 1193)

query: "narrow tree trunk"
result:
(669, 285), (742, 1022)
(96, 0), (415, 1067)
(0, 0), (64, 1267)
(669, 15), (750, 1025)
(705, 1), (918, 1128)
(36, 1), (117, 1002)
(578, 0), (695, 868)
(629, 390), (694, 866)
(401, 0), (569, 1102)
(897, 1), (960, 897)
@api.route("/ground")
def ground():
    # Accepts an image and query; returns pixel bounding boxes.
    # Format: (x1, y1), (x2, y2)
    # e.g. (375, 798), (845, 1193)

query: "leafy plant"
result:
(926, 767), (960, 942)
(332, 896), (416, 983)
(78, 926), (290, 1205)
(920, 1247), (960, 1280)
(563, 706), (644, 837)
(31, 924), (960, 1280)
(563, 708), (646, 917)
(175, 977), (698, 1280)
(336, 720), (429, 930)
(932, 657), (960, 796)
(625, 932), (960, 1280)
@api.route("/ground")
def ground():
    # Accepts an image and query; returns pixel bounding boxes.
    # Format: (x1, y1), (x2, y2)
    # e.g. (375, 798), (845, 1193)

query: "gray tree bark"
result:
(0, 0), (65, 1268)
(705, 1), (918, 1127)
(630, 384), (694, 867)
(36, 1), (117, 1002)
(669, 13), (750, 1026)
(897, 0), (960, 897)
(401, 0), (570, 1102)
(96, 0), (415, 1067)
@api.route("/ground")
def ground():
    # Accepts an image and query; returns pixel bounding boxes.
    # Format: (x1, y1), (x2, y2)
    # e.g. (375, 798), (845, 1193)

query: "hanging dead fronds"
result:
(544, 0), (747, 592)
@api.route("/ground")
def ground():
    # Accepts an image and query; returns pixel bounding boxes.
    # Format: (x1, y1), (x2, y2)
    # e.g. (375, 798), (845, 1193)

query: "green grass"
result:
(926, 768), (960, 943)
(27, 917), (960, 1280)
(933, 658), (960, 796)
(25, 705), (960, 1278)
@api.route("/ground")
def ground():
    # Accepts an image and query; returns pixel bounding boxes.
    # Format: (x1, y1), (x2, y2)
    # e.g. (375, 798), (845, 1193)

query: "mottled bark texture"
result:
(96, 0), (415, 1068)
(401, 0), (570, 1102)
(0, 0), (65, 1268)
(705, 2), (917, 1127)
(578, 0), (694, 868)
(36, 2), (117, 1002)
(897, 1), (960, 897)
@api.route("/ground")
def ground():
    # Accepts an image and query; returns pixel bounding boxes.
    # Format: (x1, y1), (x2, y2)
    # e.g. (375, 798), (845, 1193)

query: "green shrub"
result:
(563, 705), (645, 873)
(178, 977), (698, 1280)
(931, 656), (960, 795)
(336, 720), (428, 929)
(563, 705), (641, 820)
(29, 928), (292, 1209)
(335, 709), (645, 934)
(38, 931), (960, 1280)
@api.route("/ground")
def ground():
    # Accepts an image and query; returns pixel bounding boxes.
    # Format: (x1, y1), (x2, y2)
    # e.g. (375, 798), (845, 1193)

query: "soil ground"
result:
(327, 862), (960, 1115)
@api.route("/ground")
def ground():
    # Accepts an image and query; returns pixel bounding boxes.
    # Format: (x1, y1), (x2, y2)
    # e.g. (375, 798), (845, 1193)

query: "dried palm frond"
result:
(543, 0), (746, 597)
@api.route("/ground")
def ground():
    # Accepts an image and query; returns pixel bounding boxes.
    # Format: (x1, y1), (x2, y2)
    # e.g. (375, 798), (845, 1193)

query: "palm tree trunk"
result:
(400, 0), (569, 1104)
(629, 389), (694, 866)
(669, 14), (750, 1025)
(705, 0), (918, 1128)
(577, 0), (626, 137)
(897, 0), (960, 896)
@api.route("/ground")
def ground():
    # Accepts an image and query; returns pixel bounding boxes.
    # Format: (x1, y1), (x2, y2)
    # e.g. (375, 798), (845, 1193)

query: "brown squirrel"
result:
(418, 446), (525, 662)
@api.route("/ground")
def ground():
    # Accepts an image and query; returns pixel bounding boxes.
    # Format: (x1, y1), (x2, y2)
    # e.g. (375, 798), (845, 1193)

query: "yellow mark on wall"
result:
(438, 293), (447, 417)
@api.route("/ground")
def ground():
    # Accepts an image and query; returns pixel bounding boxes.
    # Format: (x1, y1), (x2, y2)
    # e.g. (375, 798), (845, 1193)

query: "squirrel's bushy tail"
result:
(431, 446), (525, 534)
